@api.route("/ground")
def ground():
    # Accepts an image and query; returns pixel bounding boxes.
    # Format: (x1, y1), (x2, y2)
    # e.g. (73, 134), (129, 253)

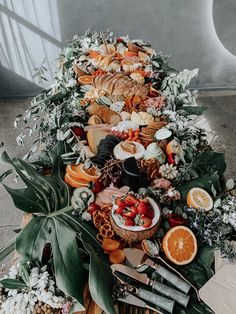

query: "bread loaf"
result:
(88, 104), (121, 125)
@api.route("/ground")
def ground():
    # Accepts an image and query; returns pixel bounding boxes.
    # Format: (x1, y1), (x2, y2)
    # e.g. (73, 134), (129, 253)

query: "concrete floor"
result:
(0, 93), (236, 253)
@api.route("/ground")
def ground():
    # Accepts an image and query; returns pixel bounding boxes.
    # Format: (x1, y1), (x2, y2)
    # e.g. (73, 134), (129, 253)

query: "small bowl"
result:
(110, 197), (161, 242)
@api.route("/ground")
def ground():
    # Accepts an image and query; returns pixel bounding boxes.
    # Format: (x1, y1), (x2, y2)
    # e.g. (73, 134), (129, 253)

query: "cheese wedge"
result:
(87, 128), (109, 154)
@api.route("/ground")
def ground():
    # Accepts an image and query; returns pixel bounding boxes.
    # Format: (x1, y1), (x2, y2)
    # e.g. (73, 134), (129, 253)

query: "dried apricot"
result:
(102, 239), (120, 251)
(109, 249), (126, 264)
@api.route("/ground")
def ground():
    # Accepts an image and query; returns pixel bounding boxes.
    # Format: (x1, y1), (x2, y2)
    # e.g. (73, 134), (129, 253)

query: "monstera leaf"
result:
(0, 143), (115, 313)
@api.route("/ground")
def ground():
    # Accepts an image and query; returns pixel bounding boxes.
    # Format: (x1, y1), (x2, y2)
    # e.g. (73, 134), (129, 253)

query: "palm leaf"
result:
(0, 237), (15, 264)
(16, 215), (85, 308)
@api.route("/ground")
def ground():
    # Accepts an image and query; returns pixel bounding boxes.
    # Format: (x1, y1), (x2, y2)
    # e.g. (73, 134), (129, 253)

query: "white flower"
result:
(8, 265), (18, 279)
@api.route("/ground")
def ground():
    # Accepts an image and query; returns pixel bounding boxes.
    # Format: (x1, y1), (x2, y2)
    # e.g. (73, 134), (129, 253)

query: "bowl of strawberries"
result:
(110, 193), (161, 242)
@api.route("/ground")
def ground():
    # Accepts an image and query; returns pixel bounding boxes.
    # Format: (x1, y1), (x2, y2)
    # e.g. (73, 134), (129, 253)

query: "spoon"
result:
(141, 239), (200, 301)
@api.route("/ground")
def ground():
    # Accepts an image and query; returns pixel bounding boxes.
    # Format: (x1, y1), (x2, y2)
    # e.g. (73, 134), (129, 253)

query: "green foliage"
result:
(0, 238), (15, 264)
(84, 242), (116, 314)
(0, 143), (114, 312)
(0, 278), (26, 290)
(192, 151), (226, 176)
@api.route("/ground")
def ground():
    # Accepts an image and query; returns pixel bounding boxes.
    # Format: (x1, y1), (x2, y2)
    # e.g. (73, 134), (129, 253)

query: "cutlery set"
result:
(111, 248), (198, 313)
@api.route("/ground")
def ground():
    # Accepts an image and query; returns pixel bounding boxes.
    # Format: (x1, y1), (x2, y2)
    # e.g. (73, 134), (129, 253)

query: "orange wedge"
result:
(64, 173), (88, 188)
(187, 188), (213, 211)
(123, 51), (138, 58)
(78, 75), (93, 85)
(76, 164), (101, 182)
(89, 51), (100, 58)
(163, 226), (197, 265)
(66, 164), (81, 181)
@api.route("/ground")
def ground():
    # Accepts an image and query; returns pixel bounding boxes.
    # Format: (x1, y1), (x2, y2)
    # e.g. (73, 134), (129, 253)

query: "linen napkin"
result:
(199, 242), (236, 314)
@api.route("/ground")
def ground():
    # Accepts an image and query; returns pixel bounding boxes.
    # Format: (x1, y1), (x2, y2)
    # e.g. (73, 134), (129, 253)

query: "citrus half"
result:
(187, 187), (213, 211)
(163, 226), (197, 265)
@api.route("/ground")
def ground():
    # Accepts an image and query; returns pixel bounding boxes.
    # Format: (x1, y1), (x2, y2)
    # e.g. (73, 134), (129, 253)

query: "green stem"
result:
(47, 205), (73, 217)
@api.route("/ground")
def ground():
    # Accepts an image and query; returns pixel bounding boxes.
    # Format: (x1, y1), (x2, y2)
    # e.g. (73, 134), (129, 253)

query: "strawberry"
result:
(115, 206), (125, 215)
(91, 180), (104, 193)
(122, 206), (137, 219)
(116, 37), (125, 43)
(124, 194), (139, 206)
(137, 202), (150, 215)
(87, 202), (100, 214)
(137, 201), (154, 219)
(115, 198), (127, 208)
(123, 217), (135, 226)
(140, 215), (152, 228)
(71, 127), (86, 138)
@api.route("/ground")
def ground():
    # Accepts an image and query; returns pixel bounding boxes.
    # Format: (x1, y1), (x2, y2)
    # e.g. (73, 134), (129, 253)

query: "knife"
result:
(124, 248), (191, 294)
(118, 292), (164, 314)
(111, 267), (175, 313)
(111, 264), (189, 307)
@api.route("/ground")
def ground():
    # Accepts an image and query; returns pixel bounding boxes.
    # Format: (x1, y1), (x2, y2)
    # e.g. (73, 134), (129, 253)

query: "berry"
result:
(124, 217), (135, 226)
(92, 180), (104, 193)
(71, 126), (86, 138)
(88, 202), (100, 214)
(124, 194), (139, 206)
(122, 206), (137, 219)
(168, 213), (186, 228)
(141, 215), (152, 228)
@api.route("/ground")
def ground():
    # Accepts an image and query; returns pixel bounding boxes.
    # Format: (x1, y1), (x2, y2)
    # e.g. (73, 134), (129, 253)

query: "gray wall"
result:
(1, 0), (236, 97)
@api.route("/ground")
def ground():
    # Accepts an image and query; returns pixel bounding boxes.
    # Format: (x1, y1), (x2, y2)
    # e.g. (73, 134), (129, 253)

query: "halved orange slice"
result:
(163, 226), (197, 265)
(78, 75), (93, 85)
(64, 173), (88, 188)
(66, 164), (81, 181)
(89, 50), (100, 58)
(187, 187), (213, 211)
(123, 51), (138, 58)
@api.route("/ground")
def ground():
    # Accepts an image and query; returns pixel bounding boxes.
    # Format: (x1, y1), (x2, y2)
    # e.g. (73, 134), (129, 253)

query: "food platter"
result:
(0, 30), (235, 314)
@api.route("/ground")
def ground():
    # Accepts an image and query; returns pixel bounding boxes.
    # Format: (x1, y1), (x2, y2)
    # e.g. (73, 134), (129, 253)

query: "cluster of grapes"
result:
(33, 301), (61, 314)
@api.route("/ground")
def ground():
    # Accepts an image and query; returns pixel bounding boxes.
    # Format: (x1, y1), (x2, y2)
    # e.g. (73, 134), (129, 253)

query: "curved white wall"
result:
(0, 0), (236, 96)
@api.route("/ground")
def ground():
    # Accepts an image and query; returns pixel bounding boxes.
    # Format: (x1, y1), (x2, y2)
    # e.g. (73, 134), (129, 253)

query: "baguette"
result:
(87, 104), (121, 125)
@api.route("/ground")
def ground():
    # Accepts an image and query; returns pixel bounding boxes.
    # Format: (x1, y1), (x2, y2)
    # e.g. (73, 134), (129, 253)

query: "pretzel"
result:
(100, 223), (112, 237)
(96, 233), (104, 243)
(92, 204), (116, 240)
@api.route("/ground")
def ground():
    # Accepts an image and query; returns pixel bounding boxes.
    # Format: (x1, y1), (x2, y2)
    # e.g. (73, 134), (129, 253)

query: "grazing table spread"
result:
(1, 30), (236, 314)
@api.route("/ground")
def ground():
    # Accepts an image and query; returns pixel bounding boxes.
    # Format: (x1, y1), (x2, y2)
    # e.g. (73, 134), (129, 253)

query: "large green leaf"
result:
(0, 143), (71, 214)
(84, 242), (116, 314)
(0, 237), (15, 264)
(193, 151), (226, 176)
(49, 142), (71, 209)
(16, 215), (84, 309)
(3, 185), (47, 213)
(62, 213), (104, 257)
